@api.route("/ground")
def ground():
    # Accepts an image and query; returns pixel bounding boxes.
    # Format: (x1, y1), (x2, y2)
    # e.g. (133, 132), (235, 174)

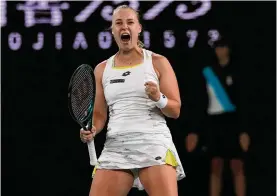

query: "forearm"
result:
(160, 99), (181, 119)
(92, 112), (107, 134)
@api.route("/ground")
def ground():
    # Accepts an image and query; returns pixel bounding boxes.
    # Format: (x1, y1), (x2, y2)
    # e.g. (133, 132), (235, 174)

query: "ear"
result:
(138, 23), (142, 34)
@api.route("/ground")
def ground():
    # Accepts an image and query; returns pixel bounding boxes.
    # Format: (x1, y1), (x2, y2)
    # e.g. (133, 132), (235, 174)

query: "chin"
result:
(120, 44), (134, 52)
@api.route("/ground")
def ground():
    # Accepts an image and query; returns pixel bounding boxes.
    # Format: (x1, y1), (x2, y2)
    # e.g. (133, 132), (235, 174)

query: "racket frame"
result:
(67, 64), (96, 131)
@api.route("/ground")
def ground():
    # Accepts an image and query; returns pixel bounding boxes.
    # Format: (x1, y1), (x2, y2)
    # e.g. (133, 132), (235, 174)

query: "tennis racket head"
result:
(68, 64), (95, 130)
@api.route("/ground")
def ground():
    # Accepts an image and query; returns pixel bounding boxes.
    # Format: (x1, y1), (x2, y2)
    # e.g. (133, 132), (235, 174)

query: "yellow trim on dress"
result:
(165, 149), (178, 167)
(92, 165), (97, 177)
(112, 63), (142, 70)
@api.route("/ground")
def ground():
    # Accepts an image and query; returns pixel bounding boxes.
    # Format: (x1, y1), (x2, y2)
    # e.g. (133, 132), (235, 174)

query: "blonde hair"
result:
(112, 5), (144, 48)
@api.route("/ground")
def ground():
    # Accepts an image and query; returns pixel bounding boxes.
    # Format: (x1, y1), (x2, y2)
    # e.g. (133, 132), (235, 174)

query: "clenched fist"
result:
(144, 81), (160, 102)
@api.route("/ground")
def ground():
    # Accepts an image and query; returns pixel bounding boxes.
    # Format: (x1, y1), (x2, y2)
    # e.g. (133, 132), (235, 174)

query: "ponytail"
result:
(137, 40), (144, 48)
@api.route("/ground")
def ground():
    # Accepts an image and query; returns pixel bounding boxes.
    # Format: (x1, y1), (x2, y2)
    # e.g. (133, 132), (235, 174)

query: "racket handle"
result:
(87, 139), (98, 166)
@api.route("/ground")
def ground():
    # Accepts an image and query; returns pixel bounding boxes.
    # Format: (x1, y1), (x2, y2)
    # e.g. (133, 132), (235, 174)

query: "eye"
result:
(128, 21), (134, 25)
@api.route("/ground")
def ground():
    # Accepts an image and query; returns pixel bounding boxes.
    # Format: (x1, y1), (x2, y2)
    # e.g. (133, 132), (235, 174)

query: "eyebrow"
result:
(115, 19), (135, 22)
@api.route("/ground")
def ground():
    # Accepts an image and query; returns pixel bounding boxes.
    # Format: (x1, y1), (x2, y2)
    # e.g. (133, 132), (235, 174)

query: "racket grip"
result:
(87, 139), (98, 166)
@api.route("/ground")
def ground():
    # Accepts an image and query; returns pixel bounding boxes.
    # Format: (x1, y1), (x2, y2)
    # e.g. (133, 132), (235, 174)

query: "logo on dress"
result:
(110, 79), (125, 84)
(155, 156), (162, 160)
(122, 71), (131, 76)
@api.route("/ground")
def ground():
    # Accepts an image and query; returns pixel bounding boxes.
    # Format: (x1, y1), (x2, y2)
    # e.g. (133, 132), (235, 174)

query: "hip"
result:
(104, 130), (173, 148)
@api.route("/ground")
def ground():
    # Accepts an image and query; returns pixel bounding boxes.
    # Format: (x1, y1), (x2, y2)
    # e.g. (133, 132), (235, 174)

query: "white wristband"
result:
(155, 93), (168, 109)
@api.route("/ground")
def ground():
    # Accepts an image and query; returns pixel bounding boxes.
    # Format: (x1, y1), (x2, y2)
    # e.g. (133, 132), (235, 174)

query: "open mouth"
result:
(120, 33), (131, 42)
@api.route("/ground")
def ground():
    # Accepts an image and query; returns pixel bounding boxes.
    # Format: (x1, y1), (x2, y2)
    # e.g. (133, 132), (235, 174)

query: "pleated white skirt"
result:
(92, 131), (186, 190)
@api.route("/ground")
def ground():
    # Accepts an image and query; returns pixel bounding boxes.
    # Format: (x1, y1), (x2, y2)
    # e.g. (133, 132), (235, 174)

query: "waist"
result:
(109, 110), (164, 120)
(107, 119), (169, 136)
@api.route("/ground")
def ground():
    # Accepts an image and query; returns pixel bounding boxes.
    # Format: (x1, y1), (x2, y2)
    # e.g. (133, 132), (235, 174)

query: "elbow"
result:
(170, 103), (181, 119)
(171, 110), (180, 119)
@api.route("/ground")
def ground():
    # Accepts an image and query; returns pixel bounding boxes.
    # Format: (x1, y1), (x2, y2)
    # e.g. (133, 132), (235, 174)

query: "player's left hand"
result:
(239, 132), (250, 152)
(144, 81), (160, 102)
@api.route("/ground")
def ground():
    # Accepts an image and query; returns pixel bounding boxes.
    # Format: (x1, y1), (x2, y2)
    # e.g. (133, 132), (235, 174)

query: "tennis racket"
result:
(68, 64), (98, 166)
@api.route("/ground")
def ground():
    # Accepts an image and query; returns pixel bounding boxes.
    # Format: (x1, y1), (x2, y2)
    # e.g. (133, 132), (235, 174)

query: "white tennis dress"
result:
(93, 49), (185, 190)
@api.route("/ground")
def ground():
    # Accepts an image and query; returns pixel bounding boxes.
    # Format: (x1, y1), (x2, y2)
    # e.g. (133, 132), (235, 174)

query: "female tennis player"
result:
(80, 5), (185, 196)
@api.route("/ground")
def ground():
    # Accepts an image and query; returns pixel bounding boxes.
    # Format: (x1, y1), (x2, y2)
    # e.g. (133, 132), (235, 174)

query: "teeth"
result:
(121, 33), (130, 42)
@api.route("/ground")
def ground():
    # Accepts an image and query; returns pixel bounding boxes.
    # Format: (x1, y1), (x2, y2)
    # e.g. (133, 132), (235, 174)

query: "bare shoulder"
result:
(151, 52), (172, 72)
(152, 52), (169, 64)
(94, 60), (107, 78)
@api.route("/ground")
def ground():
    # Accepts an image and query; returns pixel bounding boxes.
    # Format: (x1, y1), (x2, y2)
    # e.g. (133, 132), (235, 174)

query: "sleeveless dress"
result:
(92, 49), (185, 190)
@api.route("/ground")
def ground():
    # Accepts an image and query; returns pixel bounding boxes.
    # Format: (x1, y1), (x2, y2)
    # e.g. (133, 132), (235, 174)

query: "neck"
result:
(218, 57), (230, 67)
(117, 46), (143, 63)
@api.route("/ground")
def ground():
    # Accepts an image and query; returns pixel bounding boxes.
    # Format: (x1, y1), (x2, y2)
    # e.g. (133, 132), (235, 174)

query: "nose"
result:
(122, 22), (128, 29)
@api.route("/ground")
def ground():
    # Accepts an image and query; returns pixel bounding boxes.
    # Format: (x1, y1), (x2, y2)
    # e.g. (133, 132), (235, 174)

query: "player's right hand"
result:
(80, 126), (96, 143)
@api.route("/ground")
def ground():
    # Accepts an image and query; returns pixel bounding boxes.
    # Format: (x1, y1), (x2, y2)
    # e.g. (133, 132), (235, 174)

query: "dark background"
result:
(2, 1), (276, 196)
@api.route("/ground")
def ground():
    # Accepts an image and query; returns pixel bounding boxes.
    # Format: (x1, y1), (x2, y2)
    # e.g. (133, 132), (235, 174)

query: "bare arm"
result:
(153, 54), (181, 119)
(92, 61), (108, 134)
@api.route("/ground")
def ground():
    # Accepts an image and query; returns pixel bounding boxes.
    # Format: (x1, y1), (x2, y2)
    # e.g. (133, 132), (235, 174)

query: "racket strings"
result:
(71, 67), (95, 121)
